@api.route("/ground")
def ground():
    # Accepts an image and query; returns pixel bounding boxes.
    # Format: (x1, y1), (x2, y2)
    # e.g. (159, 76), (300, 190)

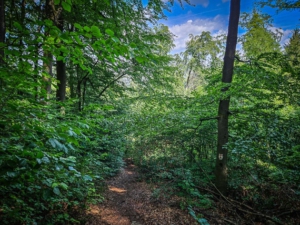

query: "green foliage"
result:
(124, 10), (300, 222)
(1, 0), (300, 224)
(258, 0), (300, 10)
(240, 10), (281, 58)
(188, 207), (210, 225)
(0, 0), (181, 223)
(0, 98), (127, 224)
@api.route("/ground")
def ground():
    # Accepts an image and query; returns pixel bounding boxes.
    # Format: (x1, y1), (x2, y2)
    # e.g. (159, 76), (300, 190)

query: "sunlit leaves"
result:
(91, 25), (102, 37)
(62, 1), (71, 12)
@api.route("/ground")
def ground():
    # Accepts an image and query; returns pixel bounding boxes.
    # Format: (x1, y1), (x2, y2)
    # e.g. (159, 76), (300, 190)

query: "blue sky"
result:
(158, 0), (300, 53)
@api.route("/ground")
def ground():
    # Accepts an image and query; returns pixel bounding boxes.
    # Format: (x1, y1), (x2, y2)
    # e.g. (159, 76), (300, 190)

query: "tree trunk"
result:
(43, 0), (53, 100)
(215, 0), (240, 195)
(77, 80), (82, 111)
(82, 78), (87, 111)
(56, 58), (66, 101)
(43, 52), (53, 99)
(0, 0), (5, 64)
(55, 13), (66, 102)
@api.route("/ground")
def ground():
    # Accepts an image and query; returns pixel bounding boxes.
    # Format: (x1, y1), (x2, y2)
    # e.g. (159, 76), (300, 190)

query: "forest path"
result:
(85, 160), (200, 225)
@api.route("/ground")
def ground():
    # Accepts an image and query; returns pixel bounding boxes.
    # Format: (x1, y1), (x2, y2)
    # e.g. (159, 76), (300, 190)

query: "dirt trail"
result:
(85, 160), (200, 225)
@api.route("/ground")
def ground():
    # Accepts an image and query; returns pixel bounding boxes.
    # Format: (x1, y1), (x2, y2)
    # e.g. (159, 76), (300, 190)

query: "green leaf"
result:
(55, 164), (63, 170)
(47, 114), (54, 119)
(7, 172), (16, 177)
(44, 19), (53, 26)
(130, 42), (137, 48)
(198, 218), (210, 225)
(49, 138), (57, 148)
(53, 187), (61, 195)
(42, 157), (50, 164)
(69, 166), (76, 171)
(62, 2), (71, 12)
(13, 22), (22, 31)
(91, 25), (102, 38)
(60, 182), (68, 190)
(42, 189), (52, 200)
(83, 175), (93, 181)
(135, 56), (146, 63)
(84, 26), (90, 32)
(57, 56), (65, 61)
(74, 23), (82, 31)
(105, 29), (114, 36)
(67, 143), (75, 150)
(52, 182), (59, 188)
(74, 35), (83, 44)
(36, 152), (44, 159)
(54, 0), (60, 5)
(112, 37), (119, 43)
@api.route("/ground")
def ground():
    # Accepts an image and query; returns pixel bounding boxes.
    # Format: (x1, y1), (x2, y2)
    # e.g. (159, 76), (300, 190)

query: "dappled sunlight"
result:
(88, 205), (101, 215)
(87, 205), (131, 225)
(108, 186), (127, 193)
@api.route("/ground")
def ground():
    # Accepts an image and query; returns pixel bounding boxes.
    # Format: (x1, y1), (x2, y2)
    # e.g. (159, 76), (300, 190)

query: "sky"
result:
(158, 0), (300, 54)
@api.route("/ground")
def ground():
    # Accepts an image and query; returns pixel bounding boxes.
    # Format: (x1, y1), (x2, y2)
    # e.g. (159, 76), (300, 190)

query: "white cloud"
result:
(268, 26), (293, 47)
(281, 29), (293, 46)
(169, 15), (227, 53)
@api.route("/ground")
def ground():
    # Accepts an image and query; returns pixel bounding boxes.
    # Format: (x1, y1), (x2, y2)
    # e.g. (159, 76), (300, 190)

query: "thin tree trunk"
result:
(56, 59), (66, 101)
(82, 78), (87, 111)
(55, 13), (66, 102)
(43, 0), (53, 100)
(43, 52), (53, 99)
(215, 0), (240, 195)
(0, 0), (5, 64)
(0, 0), (4, 132)
(77, 80), (81, 111)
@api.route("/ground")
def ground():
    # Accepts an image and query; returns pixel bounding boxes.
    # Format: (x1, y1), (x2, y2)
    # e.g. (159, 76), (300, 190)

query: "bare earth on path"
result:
(85, 161), (200, 225)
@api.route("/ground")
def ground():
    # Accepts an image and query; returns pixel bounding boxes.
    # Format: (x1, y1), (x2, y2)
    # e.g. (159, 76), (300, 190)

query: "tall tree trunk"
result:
(56, 12), (66, 102)
(77, 81), (82, 111)
(215, 0), (240, 195)
(43, 0), (53, 100)
(43, 52), (53, 99)
(0, 0), (4, 64)
(0, 0), (4, 131)
(76, 65), (82, 111)
(82, 78), (87, 111)
(56, 58), (66, 101)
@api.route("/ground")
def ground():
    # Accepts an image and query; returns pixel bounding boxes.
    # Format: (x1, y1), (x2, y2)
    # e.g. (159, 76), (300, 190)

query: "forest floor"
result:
(83, 159), (300, 225)
(84, 159), (205, 225)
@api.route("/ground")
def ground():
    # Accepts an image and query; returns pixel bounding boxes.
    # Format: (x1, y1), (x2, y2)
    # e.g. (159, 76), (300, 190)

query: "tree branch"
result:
(194, 117), (219, 130)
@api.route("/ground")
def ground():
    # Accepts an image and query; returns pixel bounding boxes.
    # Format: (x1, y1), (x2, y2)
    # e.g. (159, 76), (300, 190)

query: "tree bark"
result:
(44, 52), (53, 99)
(215, 0), (240, 195)
(43, 0), (54, 100)
(77, 80), (81, 111)
(0, 0), (5, 64)
(55, 12), (66, 102)
(56, 58), (66, 101)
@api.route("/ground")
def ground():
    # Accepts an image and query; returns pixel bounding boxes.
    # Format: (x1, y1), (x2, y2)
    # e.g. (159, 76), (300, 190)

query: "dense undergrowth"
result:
(125, 100), (300, 224)
(124, 57), (300, 223)
(0, 100), (126, 224)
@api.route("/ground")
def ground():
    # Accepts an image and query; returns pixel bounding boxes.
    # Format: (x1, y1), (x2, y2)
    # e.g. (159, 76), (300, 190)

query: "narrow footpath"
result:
(85, 160), (200, 225)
